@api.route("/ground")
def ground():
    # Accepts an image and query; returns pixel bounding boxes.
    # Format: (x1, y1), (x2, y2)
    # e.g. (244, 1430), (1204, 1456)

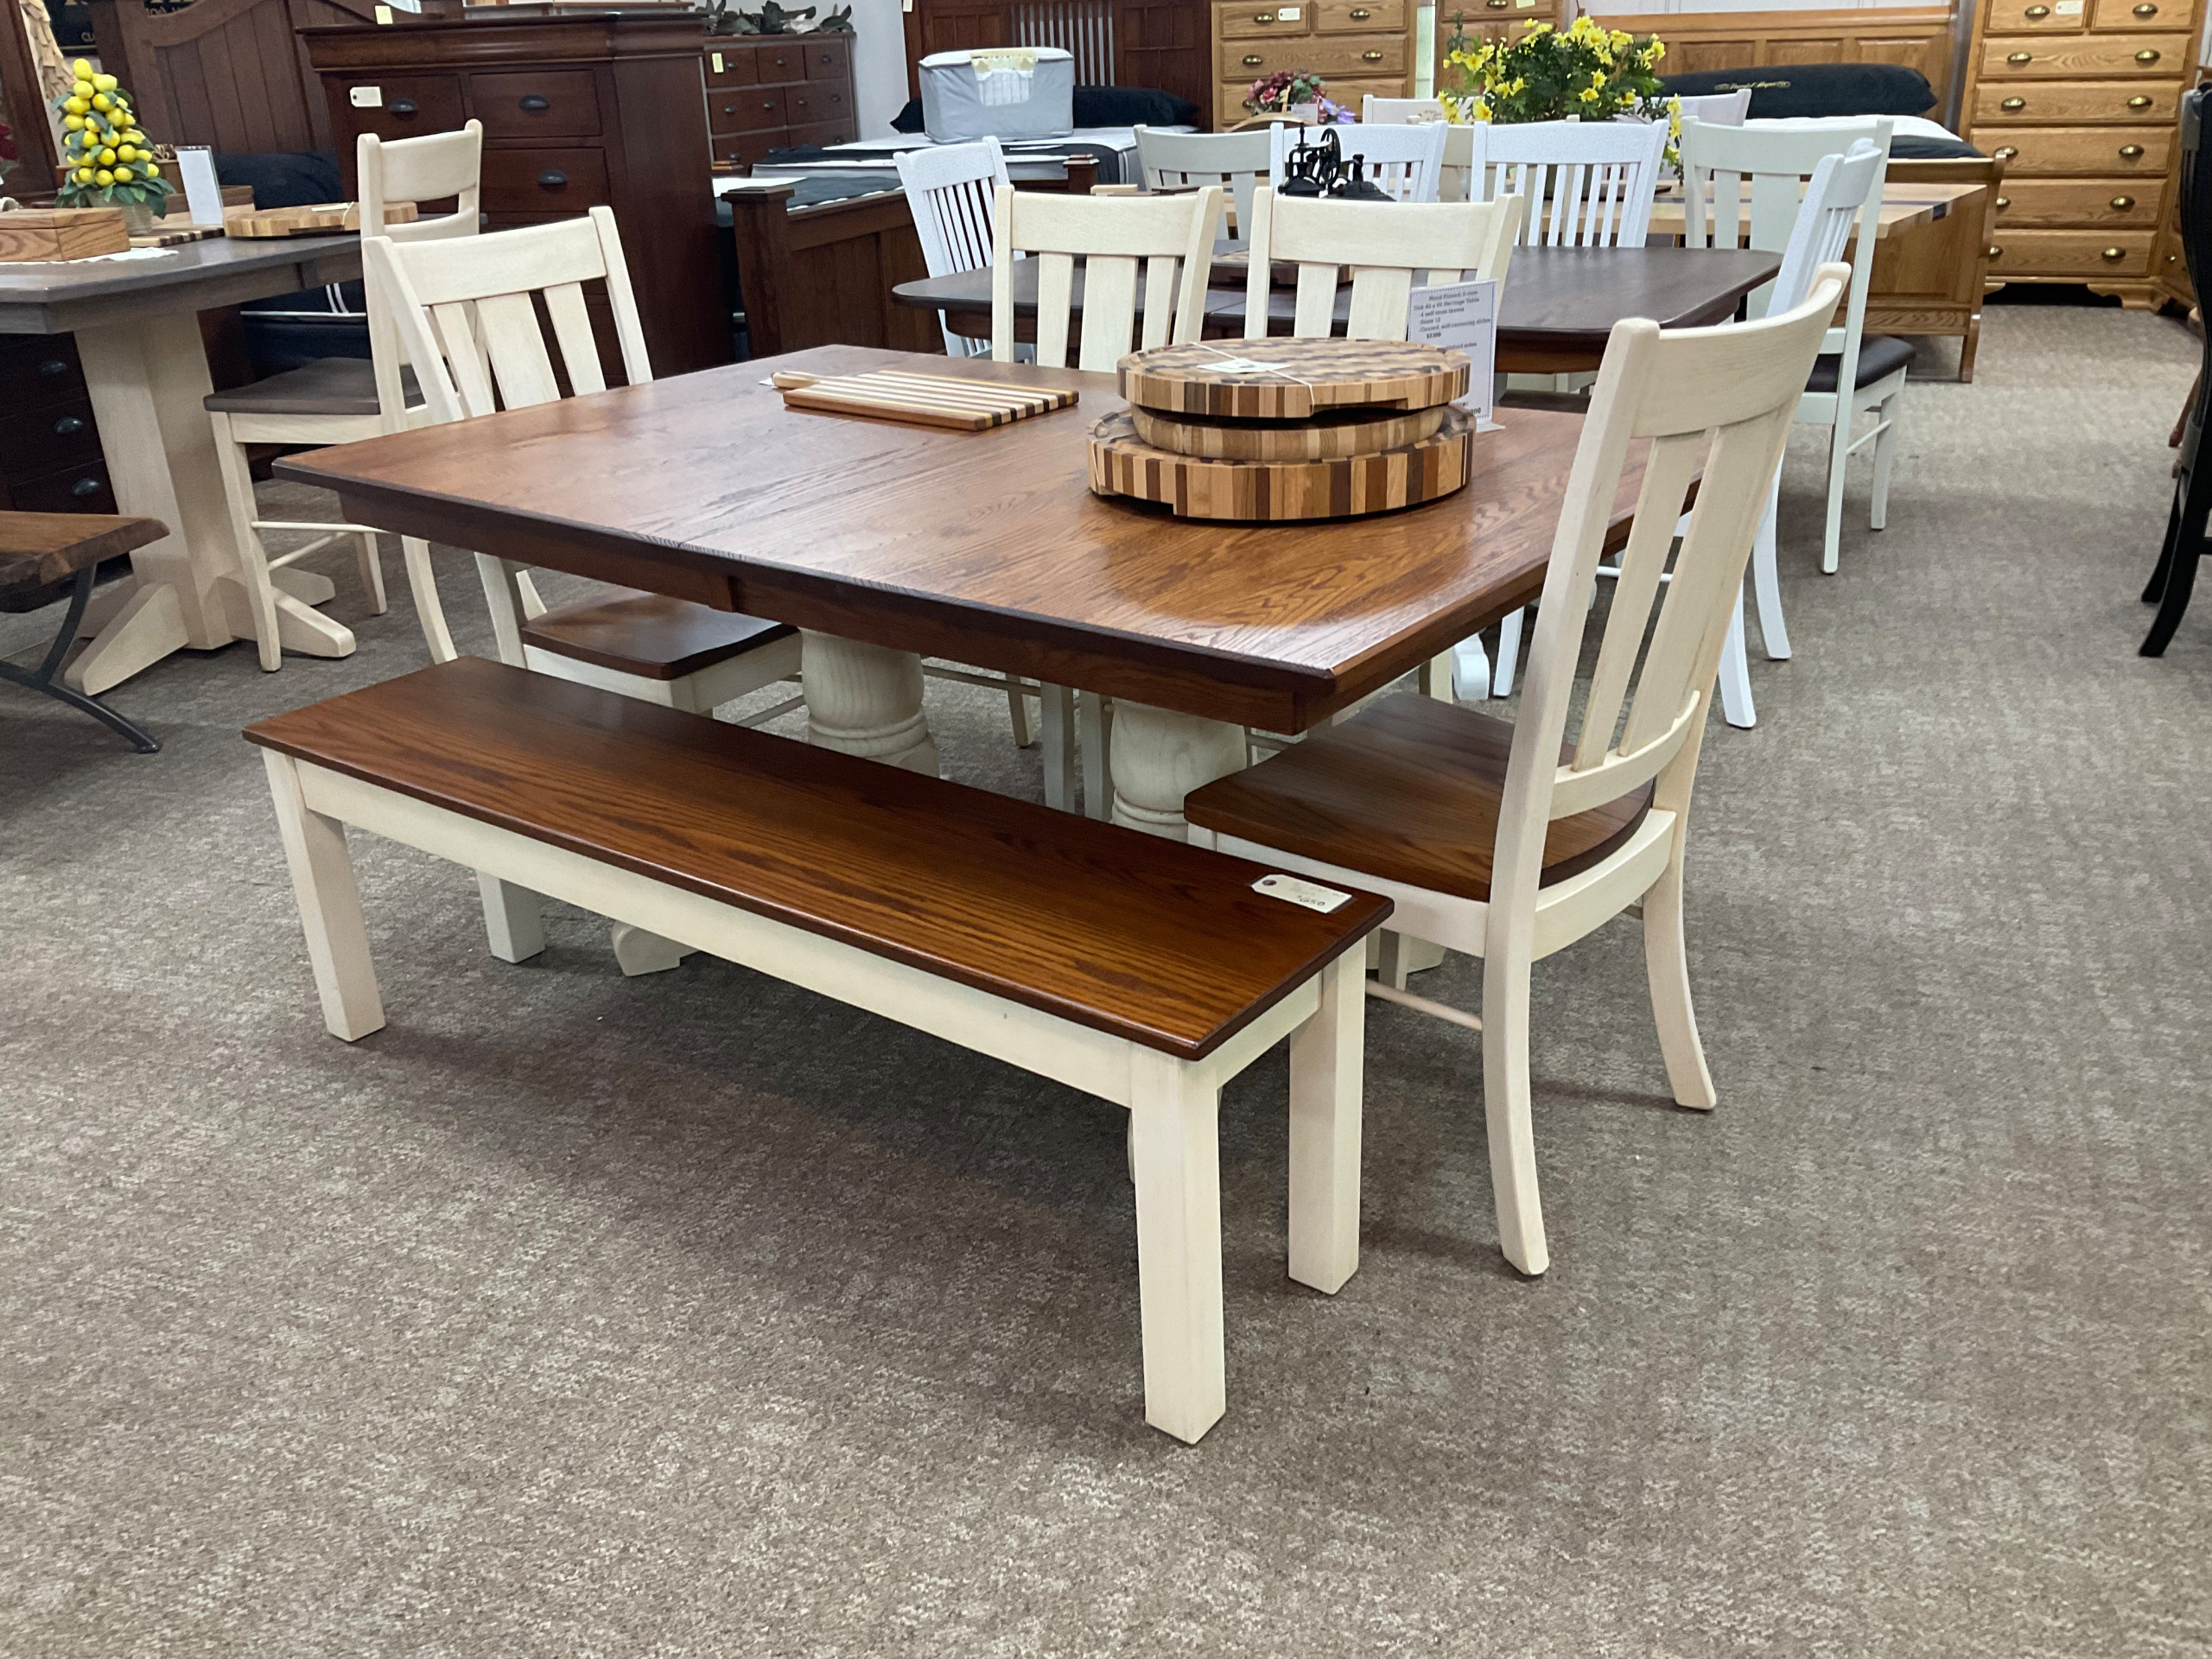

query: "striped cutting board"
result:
(772, 369), (1078, 432)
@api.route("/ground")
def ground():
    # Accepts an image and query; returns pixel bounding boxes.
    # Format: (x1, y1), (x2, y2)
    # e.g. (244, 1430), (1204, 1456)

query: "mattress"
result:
(1746, 115), (1983, 161)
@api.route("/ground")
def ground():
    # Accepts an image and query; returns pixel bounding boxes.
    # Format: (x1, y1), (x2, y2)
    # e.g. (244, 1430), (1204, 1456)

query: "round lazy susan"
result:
(1089, 339), (1476, 523)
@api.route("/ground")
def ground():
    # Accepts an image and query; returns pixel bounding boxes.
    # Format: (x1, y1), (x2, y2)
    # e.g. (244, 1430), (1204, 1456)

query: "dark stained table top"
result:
(894, 245), (1782, 370)
(280, 344), (1651, 734)
(0, 232), (363, 335)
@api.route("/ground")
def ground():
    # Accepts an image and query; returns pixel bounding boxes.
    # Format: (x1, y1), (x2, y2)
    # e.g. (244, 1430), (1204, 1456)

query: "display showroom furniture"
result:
(0, 512), (166, 751)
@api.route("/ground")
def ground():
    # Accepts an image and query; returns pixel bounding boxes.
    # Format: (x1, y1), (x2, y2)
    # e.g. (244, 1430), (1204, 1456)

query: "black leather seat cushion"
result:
(1807, 334), (1913, 394)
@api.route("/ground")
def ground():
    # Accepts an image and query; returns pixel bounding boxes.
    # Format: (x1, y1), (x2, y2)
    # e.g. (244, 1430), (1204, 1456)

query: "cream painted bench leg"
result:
(262, 752), (386, 1041)
(1128, 1047), (1226, 1445)
(1287, 950), (1363, 1295)
(477, 874), (546, 963)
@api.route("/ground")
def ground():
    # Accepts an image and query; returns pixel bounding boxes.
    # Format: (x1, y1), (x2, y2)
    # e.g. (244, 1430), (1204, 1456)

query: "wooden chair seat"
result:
(518, 588), (796, 683)
(202, 357), (422, 419)
(1185, 693), (1652, 906)
(1805, 334), (1911, 395)
(0, 512), (165, 609)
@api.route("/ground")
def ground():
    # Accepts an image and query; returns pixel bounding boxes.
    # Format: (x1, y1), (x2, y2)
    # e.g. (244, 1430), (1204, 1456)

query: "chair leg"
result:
(1376, 930), (1412, 990)
(1751, 486), (1790, 661)
(1128, 1049), (1227, 1444)
(262, 751), (385, 1042)
(475, 554), (530, 666)
(1479, 944), (1548, 1277)
(208, 410), (284, 671)
(355, 530), (388, 614)
(1079, 690), (1113, 821)
(1821, 415), (1850, 575)
(1868, 389), (1902, 532)
(401, 537), (457, 663)
(2143, 492), (2183, 605)
(1287, 951), (1363, 1296)
(1039, 683), (1077, 812)
(1642, 844), (1717, 1111)
(1493, 607), (1525, 697)
(1718, 591), (1757, 729)
(1003, 678), (1035, 748)
(2142, 544), (2202, 657)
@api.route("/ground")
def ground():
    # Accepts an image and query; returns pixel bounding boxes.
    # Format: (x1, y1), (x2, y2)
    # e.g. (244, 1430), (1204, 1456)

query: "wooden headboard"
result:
(901, 0), (1209, 116)
(1587, 7), (1962, 125)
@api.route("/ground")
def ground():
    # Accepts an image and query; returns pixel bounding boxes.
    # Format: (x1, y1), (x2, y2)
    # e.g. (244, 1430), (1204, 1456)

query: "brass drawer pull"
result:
(2128, 94), (2154, 108)
(1487, 0), (1510, 9)
(2135, 48), (2161, 62)
(2024, 2), (2049, 12)
(1244, 53), (1264, 65)
(2007, 49), (2033, 62)
(1994, 144), (2020, 159)
(1988, 245), (2004, 257)
(1253, 10), (1274, 18)
(2002, 96), (2026, 110)
(2111, 194), (2135, 209)
(2134, 2), (2158, 13)
(1995, 194), (2010, 207)
(1362, 48), (1383, 60)
(2120, 143), (2145, 158)
(1350, 6), (1371, 15)
(2101, 246), (2126, 260)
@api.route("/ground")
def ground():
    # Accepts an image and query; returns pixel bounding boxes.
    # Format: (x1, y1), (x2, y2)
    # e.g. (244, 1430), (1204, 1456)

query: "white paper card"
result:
(1405, 276), (1496, 427)
(175, 146), (224, 228)
(349, 85), (383, 108)
(1253, 874), (1353, 914)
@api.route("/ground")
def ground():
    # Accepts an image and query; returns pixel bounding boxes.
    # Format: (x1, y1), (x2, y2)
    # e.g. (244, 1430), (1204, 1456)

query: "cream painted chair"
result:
(1185, 262), (1853, 1276)
(990, 183), (1224, 817)
(1362, 95), (1447, 124)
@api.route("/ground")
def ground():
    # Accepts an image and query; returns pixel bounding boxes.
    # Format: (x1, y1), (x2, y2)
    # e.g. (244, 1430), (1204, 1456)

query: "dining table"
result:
(0, 234), (365, 695)
(280, 344), (1650, 840)
(893, 245), (1782, 376)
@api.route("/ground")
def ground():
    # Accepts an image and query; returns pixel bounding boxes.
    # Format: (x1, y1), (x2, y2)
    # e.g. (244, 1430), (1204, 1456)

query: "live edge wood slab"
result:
(279, 345), (1650, 735)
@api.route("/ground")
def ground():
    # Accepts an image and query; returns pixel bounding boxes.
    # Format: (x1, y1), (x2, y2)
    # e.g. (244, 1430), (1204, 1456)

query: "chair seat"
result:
(519, 588), (797, 682)
(0, 512), (165, 610)
(203, 358), (421, 418)
(1806, 334), (1912, 395)
(1185, 694), (1652, 905)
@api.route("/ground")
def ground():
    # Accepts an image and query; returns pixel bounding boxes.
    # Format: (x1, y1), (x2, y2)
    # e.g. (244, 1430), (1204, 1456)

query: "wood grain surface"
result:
(1119, 339), (1469, 421)
(775, 367), (1078, 431)
(280, 346), (1651, 734)
(1130, 403), (1444, 461)
(1088, 406), (1471, 522)
(519, 588), (796, 681)
(243, 657), (1391, 1059)
(0, 511), (166, 599)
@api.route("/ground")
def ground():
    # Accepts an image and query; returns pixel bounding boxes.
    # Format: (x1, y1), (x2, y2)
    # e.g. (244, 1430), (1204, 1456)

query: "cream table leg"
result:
(801, 630), (938, 775)
(1108, 702), (1247, 841)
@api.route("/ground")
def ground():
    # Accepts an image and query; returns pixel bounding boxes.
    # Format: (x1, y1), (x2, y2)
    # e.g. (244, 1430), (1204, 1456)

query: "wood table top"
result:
(281, 345), (1648, 734)
(893, 245), (1781, 364)
(1647, 180), (1984, 243)
(0, 232), (363, 335)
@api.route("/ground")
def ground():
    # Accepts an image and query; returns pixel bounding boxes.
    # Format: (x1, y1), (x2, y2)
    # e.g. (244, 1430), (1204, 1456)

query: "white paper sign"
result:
(1405, 276), (1496, 428)
(175, 145), (224, 228)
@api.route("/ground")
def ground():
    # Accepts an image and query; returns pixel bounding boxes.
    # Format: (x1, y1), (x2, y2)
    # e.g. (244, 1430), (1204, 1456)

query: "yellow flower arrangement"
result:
(1439, 12), (1669, 128)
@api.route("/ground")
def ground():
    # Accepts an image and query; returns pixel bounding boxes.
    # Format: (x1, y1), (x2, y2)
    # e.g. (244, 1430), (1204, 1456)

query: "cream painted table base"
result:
(63, 313), (355, 696)
(801, 631), (940, 775)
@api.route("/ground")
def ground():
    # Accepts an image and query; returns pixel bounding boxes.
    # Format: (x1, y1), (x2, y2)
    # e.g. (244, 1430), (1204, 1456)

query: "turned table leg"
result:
(1108, 702), (1247, 841)
(801, 631), (939, 776)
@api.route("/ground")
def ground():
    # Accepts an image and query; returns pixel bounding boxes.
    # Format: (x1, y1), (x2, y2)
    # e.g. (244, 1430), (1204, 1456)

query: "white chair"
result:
(1185, 262), (1853, 1276)
(365, 209), (804, 973)
(1672, 88), (1753, 128)
(1362, 96), (1448, 124)
(1238, 185), (1520, 342)
(992, 183), (1224, 817)
(1480, 118), (1669, 249)
(1686, 116), (1905, 579)
(895, 137), (1008, 357)
(1134, 125), (1271, 248)
(202, 122), (489, 671)
(1268, 121), (1447, 205)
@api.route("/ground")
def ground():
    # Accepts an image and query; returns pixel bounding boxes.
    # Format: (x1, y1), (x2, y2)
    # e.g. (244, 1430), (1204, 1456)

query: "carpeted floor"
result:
(3, 301), (2208, 1657)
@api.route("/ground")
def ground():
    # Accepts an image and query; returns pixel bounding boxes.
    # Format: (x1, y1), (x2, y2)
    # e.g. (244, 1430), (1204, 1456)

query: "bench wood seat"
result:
(518, 588), (797, 683)
(0, 512), (166, 608)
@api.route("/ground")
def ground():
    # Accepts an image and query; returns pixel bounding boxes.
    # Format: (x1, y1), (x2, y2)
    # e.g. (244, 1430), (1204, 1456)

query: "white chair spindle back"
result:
(1240, 188), (1522, 340)
(896, 138), (1012, 356)
(990, 184), (1223, 371)
(1476, 118), (1668, 249)
(1268, 121), (1448, 205)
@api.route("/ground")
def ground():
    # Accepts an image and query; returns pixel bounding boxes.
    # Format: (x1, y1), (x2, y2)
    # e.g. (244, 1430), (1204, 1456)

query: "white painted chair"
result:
(1238, 185), (1521, 342)
(202, 121), (487, 671)
(1186, 262), (1853, 1276)
(1681, 116), (1902, 724)
(1134, 125), (1271, 247)
(895, 137), (1008, 357)
(1268, 121), (1448, 204)
(1479, 118), (1669, 249)
(1361, 95), (1448, 125)
(1672, 87), (1754, 128)
(992, 182), (1224, 817)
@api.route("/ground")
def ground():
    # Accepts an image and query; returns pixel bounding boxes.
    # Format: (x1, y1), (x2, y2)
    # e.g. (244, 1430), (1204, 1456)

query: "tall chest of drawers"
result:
(1962, 0), (2202, 305)
(0, 335), (115, 519)
(305, 12), (727, 378)
(1211, 0), (1421, 129)
(703, 35), (858, 172)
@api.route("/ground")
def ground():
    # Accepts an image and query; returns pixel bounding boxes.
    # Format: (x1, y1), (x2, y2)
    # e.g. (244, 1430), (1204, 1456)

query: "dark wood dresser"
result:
(0, 336), (117, 518)
(705, 35), (859, 171)
(302, 10), (728, 378)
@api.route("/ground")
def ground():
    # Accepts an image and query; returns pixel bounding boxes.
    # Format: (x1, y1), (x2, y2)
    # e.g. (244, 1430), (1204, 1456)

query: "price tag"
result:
(1253, 874), (1353, 913)
(1278, 4), (1301, 16)
(349, 85), (383, 108)
(1405, 277), (1496, 428)
(2054, 0), (2083, 12)
(374, 3), (392, 21)
(712, 51), (725, 71)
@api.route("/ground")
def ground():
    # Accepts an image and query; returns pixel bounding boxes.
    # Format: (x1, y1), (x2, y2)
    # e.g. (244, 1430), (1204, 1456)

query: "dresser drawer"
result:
(1973, 124), (2171, 174)
(1313, 0), (1406, 32)
(787, 118), (855, 149)
(800, 37), (850, 79)
(752, 42), (806, 83)
(711, 129), (788, 170)
(469, 70), (601, 138)
(1985, 227), (2154, 273)
(712, 86), (789, 134)
(0, 335), (85, 405)
(1974, 77), (2181, 121)
(1985, 0), (2087, 27)
(785, 84), (849, 127)
(331, 73), (465, 146)
(1218, 4), (1314, 41)
(1221, 35), (1405, 79)
(7, 461), (114, 515)
(0, 404), (102, 477)
(705, 46), (760, 87)
(2093, 0), (2195, 29)
(1978, 31), (2190, 75)
(1992, 178), (2163, 224)
(481, 147), (612, 211)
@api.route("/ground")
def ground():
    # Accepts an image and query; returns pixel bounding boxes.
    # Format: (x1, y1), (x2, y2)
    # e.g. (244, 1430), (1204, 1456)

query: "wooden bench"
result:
(245, 658), (1390, 1443)
(0, 512), (167, 753)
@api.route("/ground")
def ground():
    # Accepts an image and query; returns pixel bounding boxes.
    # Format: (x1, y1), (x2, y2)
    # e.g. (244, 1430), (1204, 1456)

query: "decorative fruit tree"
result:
(1438, 16), (1669, 126)
(54, 57), (172, 223)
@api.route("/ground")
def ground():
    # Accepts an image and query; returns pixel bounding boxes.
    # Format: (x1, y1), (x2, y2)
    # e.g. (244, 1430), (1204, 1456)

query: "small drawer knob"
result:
(2120, 143), (2145, 158)
(2002, 96), (2026, 110)
(1994, 144), (2020, 159)
(70, 476), (100, 498)
(388, 98), (418, 116)
(1487, 0), (1510, 9)
(37, 358), (67, 377)
(2101, 246), (2125, 261)
(2024, 2), (2049, 13)
(1362, 48), (1383, 60)
(1253, 9), (1274, 17)
(2134, 2), (2157, 13)
(1244, 53), (1264, 64)
(52, 416), (85, 435)
(1995, 194), (2009, 207)
(2111, 194), (2135, 209)
(2128, 94), (2154, 108)
(2006, 49), (2034, 62)
(537, 169), (568, 187)
(2135, 48), (2160, 62)
(518, 93), (550, 112)
(1350, 5), (1370, 14)
(1987, 245), (2004, 257)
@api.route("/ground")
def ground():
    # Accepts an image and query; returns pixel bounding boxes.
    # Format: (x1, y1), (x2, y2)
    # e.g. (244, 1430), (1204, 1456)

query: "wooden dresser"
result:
(705, 35), (859, 171)
(303, 11), (728, 376)
(1961, 0), (2200, 306)
(1210, 0), (1422, 128)
(0, 336), (116, 519)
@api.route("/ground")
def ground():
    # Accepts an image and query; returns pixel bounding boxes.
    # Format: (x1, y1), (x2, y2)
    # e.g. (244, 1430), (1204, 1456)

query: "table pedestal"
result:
(1109, 702), (1248, 841)
(801, 631), (938, 775)
(64, 313), (354, 695)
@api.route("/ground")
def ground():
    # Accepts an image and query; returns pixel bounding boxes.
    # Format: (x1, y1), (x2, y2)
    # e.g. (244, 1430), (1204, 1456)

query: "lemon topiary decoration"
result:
(54, 59), (173, 219)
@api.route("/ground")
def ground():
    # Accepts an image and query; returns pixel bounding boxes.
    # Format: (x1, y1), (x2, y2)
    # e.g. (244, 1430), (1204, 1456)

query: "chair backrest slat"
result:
(1135, 126), (1271, 247)
(1241, 188), (1522, 341)
(897, 138), (1012, 356)
(1362, 96), (1447, 125)
(1268, 121), (1448, 204)
(358, 122), (485, 429)
(1476, 119), (1668, 249)
(990, 185), (1222, 371)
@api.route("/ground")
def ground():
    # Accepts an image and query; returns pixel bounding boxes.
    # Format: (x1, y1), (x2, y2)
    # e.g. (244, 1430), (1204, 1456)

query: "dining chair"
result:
(1185, 260), (1853, 1277)
(1268, 121), (1447, 204)
(895, 137), (1009, 357)
(202, 120), (486, 671)
(365, 209), (804, 972)
(1480, 118), (1669, 250)
(1134, 126), (1271, 248)
(1684, 115), (1904, 582)
(993, 183), (1224, 815)
(1671, 87), (1754, 128)
(1361, 96), (1448, 124)
(1237, 186), (1521, 343)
